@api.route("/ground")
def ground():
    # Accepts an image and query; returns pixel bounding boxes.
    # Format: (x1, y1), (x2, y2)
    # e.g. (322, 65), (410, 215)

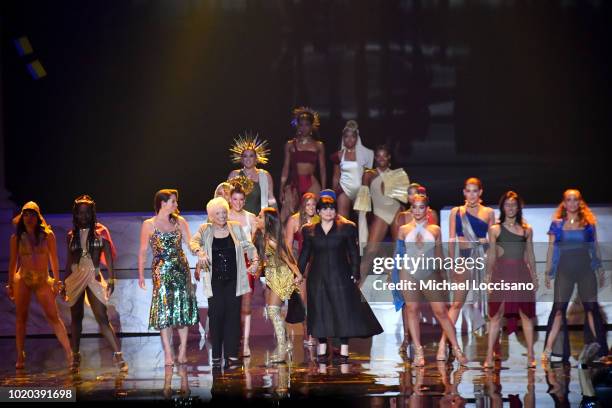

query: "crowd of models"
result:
(6, 107), (609, 372)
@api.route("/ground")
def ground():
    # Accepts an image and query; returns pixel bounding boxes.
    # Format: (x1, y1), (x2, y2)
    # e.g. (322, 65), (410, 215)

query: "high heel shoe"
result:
(15, 351), (26, 370)
(436, 344), (448, 362)
(268, 305), (290, 364)
(452, 346), (469, 366)
(412, 345), (425, 367)
(224, 357), (241, 370)
(211, 357), (222, 368)
(493, 341), (502, 361)
(317, 353), (328, 365)
(399, 336), (409, 356)
(541, 348), (552, 362)
(482, 358), (495, 370)
(114, 352), (129, 372)
(69, 351), (80, 372)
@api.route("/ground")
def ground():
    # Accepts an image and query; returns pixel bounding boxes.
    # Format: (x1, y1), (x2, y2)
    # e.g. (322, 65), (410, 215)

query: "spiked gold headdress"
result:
(227, 175), (254, 196)
(229, 132), (270, 165)
(291, 106), (320, 130)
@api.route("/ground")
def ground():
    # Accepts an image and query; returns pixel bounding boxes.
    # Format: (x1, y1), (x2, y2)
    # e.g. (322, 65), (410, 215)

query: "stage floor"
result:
(1, 328), (611, 406)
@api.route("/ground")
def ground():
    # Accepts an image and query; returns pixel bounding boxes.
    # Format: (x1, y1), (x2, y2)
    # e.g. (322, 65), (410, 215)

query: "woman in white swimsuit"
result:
(395, 194), (468, 366)
(331, 120), (373, 218)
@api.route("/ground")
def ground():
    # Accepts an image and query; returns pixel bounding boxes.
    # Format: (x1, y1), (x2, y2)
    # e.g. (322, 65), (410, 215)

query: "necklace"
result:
(466, 202), (479, 209)
(504, 220), (516, 227)
(242, 167), (257, 177)
(298, 137), (310, 145)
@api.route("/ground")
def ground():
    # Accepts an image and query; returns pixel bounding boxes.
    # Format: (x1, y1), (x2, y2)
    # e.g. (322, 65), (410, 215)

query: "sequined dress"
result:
(148, 225), (199, 330)
(264, 243), (297, 301)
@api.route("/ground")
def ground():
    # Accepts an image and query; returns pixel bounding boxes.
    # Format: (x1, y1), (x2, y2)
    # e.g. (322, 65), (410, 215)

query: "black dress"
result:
(298, 218), (383, 339)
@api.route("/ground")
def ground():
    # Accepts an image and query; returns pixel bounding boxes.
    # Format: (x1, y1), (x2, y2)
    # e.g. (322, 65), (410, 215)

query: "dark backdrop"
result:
(2, 0), (611, 214)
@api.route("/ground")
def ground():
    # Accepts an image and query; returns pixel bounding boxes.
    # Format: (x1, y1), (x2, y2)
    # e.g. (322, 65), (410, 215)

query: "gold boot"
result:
(267, 305), (289, 363)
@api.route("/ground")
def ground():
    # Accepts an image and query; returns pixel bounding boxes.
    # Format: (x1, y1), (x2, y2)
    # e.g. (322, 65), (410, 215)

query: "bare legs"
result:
(337, 192), (352, 218)
(70, 288), (121, 353)
(14, 278), (72, 369)
(176, 326), (188, 364)
(159, 326), (188, 366)
(485, 304), (535, 368)
(400, 305), (411, 354)
(160, 328), (174, 366)
(404, 302), (424, 365)
(30, 283), (72, 365)
(430, 301), (468, 364)
(402, 279), (468, 366)
(359, 215), (391, 282)
(437, 285), (468, 360)
(484, 306), (503, 368)
(14, 278), (31, 368)
(520, 309), (536, 367)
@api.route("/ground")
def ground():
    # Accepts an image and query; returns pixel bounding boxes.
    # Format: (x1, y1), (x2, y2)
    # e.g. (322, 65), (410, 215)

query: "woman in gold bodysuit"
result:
(7, 202), (72, 369)
(255, 207), (303, 364)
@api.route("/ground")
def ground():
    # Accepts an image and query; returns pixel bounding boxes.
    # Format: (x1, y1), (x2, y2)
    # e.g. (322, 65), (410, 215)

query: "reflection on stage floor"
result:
(1, 326), (611, 406)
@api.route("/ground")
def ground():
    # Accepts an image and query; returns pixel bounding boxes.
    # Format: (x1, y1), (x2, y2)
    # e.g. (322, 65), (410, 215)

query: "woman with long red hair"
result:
(284, 192), (319, 346)
(542, 189), (607, 363)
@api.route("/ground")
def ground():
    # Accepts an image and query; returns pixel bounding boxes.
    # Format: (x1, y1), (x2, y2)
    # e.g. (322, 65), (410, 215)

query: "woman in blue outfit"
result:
(542, 189), (607, 363)
(436, 177), (495, 362)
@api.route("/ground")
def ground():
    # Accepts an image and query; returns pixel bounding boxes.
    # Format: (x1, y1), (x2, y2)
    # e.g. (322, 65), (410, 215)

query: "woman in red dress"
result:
(483, 191), (537, 369)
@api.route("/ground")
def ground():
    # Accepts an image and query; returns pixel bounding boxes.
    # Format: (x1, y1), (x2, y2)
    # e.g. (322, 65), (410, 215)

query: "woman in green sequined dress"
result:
(138, 189), (199, 366)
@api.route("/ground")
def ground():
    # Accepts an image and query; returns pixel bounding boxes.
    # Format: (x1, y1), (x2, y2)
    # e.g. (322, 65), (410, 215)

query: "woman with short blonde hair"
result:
(191, 196), (259, 368)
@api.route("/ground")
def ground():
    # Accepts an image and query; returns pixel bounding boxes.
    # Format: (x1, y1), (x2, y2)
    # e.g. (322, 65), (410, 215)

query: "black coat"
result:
(298, 218), (383, 339)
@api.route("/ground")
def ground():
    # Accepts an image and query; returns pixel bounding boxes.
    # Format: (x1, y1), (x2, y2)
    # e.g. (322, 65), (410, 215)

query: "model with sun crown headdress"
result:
(228, 132), (277, 216)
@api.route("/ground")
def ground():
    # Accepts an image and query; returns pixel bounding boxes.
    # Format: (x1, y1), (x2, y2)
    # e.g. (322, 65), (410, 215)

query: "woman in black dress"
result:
(298, 194), (383, 364)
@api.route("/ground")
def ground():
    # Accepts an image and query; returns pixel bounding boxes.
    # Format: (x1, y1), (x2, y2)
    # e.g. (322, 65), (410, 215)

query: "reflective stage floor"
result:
(1, 327), (611, 407)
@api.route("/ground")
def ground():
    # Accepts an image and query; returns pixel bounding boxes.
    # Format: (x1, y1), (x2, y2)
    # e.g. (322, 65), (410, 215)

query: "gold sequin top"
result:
(263, 243), (298, 301)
